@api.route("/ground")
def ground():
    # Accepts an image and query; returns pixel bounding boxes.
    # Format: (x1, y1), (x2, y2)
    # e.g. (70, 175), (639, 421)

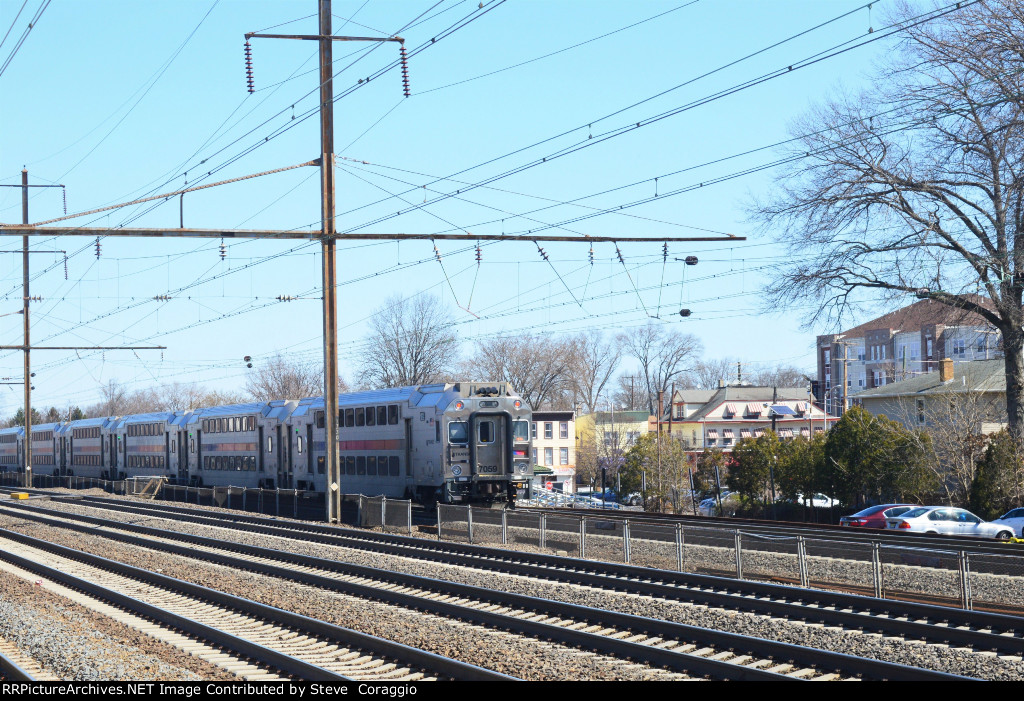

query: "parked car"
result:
(622, 492), (642, 506)
(698, 491), (737, 517)
(993, 508), (1024, 537)
(885, 506), (1015, 540)
(789, 493), (839, 509)
(840, 504), (916, 528)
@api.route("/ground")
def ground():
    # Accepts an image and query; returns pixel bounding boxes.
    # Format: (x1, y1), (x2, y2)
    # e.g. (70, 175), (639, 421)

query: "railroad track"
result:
(519, 505), (1024, 558)
(0, 501), (984, 680)
(0, 645), (42, 681)
(0, 525), (511, 682)
(31, 495), (1024, 659)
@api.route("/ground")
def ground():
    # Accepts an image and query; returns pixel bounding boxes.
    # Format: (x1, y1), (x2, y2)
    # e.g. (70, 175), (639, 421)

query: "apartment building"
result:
(531, 410), (576, 492)
(816, 297), (999, 415)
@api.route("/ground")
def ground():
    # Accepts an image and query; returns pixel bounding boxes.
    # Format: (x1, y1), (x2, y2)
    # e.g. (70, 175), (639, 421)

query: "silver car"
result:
(993, 508), (1024, 537)
(886, 506), (1015, 540)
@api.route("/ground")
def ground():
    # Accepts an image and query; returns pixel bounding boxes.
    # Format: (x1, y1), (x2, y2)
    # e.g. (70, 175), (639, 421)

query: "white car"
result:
(886, 506), (1015, 540)
(993, 508), (1024, 537)
(791, 493), (838, 508)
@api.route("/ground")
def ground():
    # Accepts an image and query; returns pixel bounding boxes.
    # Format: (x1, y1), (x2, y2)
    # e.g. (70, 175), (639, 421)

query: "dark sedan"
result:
(839, 504), (916, 528)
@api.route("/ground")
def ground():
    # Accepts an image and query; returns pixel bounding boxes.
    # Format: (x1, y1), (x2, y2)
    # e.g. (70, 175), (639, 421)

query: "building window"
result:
(626, 431), (639, 445)
(559, 422), (568, 439)
(544, 422), (553, 439)
(917, 399), (926, 425)
(544, 447), (553, 466)
(952, 339), (966, 357)
(559, 447), (568, 465)
(531, 422), (537, 439)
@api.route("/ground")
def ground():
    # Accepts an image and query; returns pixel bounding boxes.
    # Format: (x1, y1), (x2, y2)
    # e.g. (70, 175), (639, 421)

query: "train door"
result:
(62, 436), (69, 476)
(109, 434), (117, 476)
(176, 431), (186, 481)
(285, 427), (293, 489)
(275, 424), (283, 488)
(473, 414), (506, 477)
(258, 425), (264, 476)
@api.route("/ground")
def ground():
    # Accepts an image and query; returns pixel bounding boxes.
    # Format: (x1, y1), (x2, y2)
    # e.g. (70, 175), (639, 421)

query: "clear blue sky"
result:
(0, 0), (901, 414)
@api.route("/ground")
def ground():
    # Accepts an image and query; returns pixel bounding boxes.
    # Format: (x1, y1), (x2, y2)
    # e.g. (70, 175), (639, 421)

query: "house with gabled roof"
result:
(658, 384), (838, 459)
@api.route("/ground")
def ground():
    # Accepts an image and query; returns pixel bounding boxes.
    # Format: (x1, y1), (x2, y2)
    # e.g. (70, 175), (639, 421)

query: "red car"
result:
(839, 504), (916, 528)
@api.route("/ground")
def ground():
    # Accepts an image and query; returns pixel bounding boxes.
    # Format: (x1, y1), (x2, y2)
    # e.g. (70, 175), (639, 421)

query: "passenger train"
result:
(0, 382), (533, 505)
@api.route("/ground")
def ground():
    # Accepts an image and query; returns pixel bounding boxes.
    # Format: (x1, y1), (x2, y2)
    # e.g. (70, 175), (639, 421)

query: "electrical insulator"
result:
(244, 41), (254, 94)
(276, 295), (295, 302)
(243, 355), (251, 362)
(399, 44), (410, 97)
(95, 238), (101, 259)
(616, 247), (625, 265)
(536, 245), (549, 262)
(685, 255), (698, 266)
(662, 242), (668, 262)
(588, 246), (594, 266)
(153, 295), (171, 301)
(475, 242), (481, 266)
(219, 238), (226, 261)
(247, 363), (253, 368)
(679, 309), (691, 317)
(433, 244), (442, 263)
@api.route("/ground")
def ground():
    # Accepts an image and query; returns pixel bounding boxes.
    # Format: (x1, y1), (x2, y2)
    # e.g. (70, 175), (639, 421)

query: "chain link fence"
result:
(358, 495), (413, 535)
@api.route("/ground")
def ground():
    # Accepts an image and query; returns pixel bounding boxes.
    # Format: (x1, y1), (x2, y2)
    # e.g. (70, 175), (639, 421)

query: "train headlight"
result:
(452, 465), (462, 476)
(516, 462), (527, 473)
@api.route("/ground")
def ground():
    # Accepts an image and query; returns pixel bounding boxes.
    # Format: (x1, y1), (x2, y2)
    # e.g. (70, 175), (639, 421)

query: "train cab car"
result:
(431, 382), (533, 505)
(190, 400), (297, 489)
(291, 392), (411, 497)
(0, 426), (23, 474)
(29, 422), (61, 476)
(116, 413), (176, 481)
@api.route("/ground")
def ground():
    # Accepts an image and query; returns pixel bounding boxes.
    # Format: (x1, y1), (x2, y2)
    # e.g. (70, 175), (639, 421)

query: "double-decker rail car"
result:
(61, 416), (118, 479)
(189, 400), (297, 489)
(0, 426), (22, 472)
(114, 412), (176, 481)
(30, 422), (60, 476)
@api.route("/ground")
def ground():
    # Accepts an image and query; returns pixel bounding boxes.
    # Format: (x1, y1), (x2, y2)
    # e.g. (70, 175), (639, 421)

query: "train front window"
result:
(448, 422), (468, 444)
(479, 421), (494, 444)
(513, 421), (529, 442)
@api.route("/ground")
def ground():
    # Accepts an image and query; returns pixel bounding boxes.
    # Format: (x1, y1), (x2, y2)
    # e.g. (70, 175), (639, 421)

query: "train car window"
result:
(365, 407), (375, 426)
(388, 405), (398, 424)
(317, 456), (325, 474)
(171, 442), (175, 453)
(345, 408), (354, 427)
(479, 421), (495, 444)
(236, 456), (243, 470)
(436, 421), (441, 443)
(296, 436), (304, 454)
(377, 406), (387, 425)
(513, 421), (529, 442)
(267, 437), (273, 453)
(448, 422), (468, 444)
(367, 456), (377, 476)
(315, 411), (324, 429)
(190, 438), (195, 453)
(346, 456), (355, 475)
(248, 416), (256, 431)
(389, 456), (399, 477)
(355, 408), (365, 427)
(356, 456), (366, 475)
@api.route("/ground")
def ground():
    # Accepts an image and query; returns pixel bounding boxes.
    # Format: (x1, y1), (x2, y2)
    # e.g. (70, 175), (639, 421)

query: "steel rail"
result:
(0, 651), (34, 681)
(518, 505), (1024, 559)
(0, 502), (982, 681)
(44, 496), (1024, 651)
(0, 524), (513, 682)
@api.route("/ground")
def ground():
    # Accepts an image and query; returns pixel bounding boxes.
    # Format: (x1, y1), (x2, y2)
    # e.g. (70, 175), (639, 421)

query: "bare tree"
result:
(565, 330), (621, 413)
(686, 357), (739, 389)
(618, 323), (703, 414)
(358, 294), (460, 388)
(246, 352), (324, 401)
(752, 1), (1024, 435)
(750, 364), (809, 389)
(463, 334), (571, 409)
